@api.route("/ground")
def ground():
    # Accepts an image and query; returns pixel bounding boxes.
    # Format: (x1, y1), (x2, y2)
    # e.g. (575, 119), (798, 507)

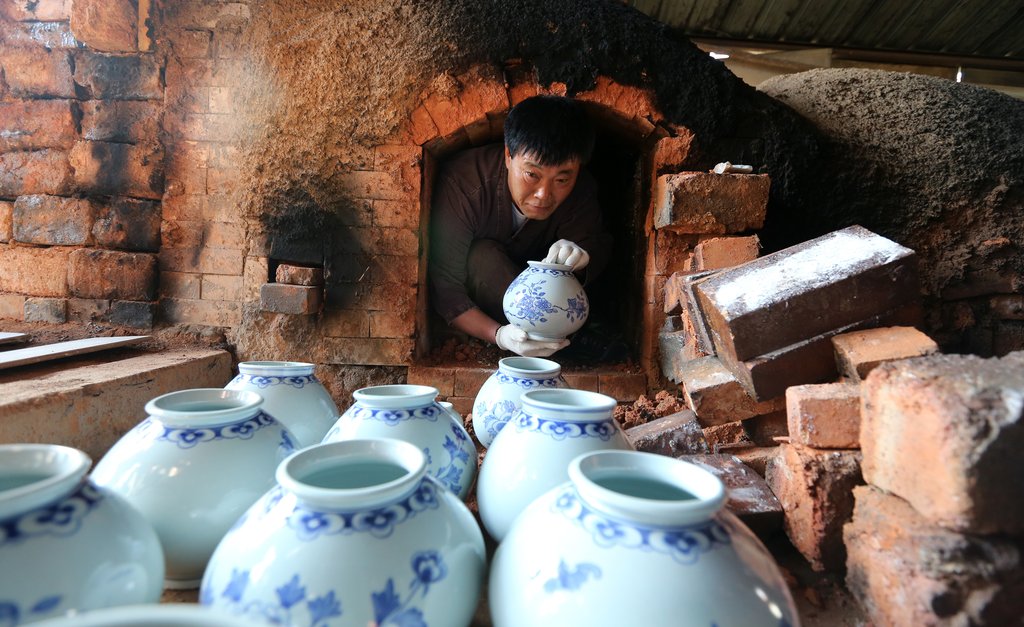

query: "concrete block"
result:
(765, 444), (863, 572)
(24, 297), (67, 323)
(654, 172), (769, 234)
(786, 382), (861, 449)
(832, 325), (939, 381)
(696, 225), (918, 362)
(625, 410), (709, 456)
(845, 486), (1024, 626)
(862, 351), (1024, 534)
(0, 348), (231, 460)
(108, 300), (155, 329)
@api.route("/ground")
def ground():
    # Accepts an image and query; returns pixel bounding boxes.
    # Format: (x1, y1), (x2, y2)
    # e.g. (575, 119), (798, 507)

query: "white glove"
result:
(542, 239), (590, 271)
(495, 325), (569, 357)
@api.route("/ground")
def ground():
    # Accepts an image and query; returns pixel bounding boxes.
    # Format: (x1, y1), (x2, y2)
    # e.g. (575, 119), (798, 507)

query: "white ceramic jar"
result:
(476, 389), (633, 541)
(502, 261), (589, 340)
(472, 356), (569, 448)
(489, 450), (800, 627)
(323, 385), (477, 500)
(225, 361), (340, 448)
(200, 439), (486, 627)
(33, 604), (252, 627)
(91, 389), (296, 589)
(0, 444), (164, 624)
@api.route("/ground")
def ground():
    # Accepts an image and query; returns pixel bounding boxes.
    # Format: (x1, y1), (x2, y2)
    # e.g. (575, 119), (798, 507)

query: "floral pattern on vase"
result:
(502, 262), (589, 341)
(472, 356), (569, 449)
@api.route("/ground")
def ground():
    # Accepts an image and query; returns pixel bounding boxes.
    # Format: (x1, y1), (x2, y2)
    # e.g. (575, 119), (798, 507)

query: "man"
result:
(429, 95), (612, 357)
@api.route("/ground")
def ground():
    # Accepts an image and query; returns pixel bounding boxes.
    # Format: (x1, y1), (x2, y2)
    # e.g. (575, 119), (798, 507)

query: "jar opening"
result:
(297, 461), (409, 490)
(0, 472), (53, 493)
(499, 356), (560, 376)
(590, 475), (698, 502)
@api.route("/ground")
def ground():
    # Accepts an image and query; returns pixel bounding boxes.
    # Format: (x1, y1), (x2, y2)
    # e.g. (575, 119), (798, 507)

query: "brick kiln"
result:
(1, 1), (1023, 625)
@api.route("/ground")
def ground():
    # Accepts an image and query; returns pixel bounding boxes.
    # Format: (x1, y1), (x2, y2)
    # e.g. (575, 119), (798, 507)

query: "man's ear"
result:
(504, 145), (513, 168)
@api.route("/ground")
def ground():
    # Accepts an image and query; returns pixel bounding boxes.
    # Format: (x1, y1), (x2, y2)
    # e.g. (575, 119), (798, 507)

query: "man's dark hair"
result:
(504, 95), (595, 166)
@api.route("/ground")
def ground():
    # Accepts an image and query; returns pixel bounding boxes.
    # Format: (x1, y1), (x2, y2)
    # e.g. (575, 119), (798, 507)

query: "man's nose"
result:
(534, 182), (550, 199)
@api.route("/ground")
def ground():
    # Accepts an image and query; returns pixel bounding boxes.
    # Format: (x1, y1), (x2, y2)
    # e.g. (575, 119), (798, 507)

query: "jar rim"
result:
(352, 384), (438, 409)
(237, 361), (315, 375)
(568, 450), (726, 526)
(144, 388), (264, 427)
(498, 356), (561, 377)
(526, 260), (573, 272)
(0, 444), (91, 521)
(520, 389), (616, 415)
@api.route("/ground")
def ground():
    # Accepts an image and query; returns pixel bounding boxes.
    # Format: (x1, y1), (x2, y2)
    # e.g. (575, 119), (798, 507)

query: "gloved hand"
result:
(542, 239), (590, 271)
(495, 325), (569, 357)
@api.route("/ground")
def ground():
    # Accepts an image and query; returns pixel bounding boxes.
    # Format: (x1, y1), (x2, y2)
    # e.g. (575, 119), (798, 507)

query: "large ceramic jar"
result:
(91, 389), (296, 589)
(323, 385), (477, 500)
(200, 439), (486, 627)
(225, 361), (340, 448)
(476, 389), (633, 541)
(472, 356), (569, 448)
(0, 444), (164, 624)
(502, 261), (589, 340)
(489, 450), (800, 627)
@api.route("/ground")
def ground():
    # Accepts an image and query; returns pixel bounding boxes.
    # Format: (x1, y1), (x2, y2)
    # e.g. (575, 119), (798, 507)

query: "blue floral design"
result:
(477, 398), (517, 441)
(543, 560), (602, 592)
(493, 372), (562, 389)
(512, 409), (618, 441)
(223, 568), (250, 602)
(0, 595), (63, 625)
(140, 411), (279, 449)
(232, 374), (316, 389)
(504, 266), (588, 329)
(552, 487), (731, 565)
(347, 404), (441, 426)
(373, 551), (448, 627)
(0, 482), (103, 547)
(212, 571), (342, 626)
(277, 575), (307, 609)
(425, 425), (473, 494)
(279, 429), (296, 456)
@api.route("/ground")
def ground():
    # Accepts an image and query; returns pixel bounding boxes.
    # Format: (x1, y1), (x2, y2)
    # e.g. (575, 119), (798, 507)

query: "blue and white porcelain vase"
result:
(0, 444), (164, 624)
(489, 450), (800, 627)
(502, 261), (589, 340)
(476, 389), (632, 541)
(91, 389), (297, 588)
(226, 361), (340, 448)
(322, 385), (477, 500)
(472, 357), (569, 448)
(200, 439), (487, 627)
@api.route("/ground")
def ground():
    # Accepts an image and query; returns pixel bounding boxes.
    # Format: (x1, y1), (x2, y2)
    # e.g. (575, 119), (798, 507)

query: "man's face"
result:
(505, 148), (581, 221)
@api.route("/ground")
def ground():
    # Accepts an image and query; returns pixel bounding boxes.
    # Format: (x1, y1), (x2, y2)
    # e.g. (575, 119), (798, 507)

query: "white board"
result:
(0, 336), (149, 371)
(0, 332), (29, 346)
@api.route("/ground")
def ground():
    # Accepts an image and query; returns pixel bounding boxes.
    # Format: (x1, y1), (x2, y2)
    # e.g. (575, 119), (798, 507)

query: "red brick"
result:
(406, 366), (456, 397)
(625, 410), (709, 456)
(162, 194), (202, 222)
(108, 300), (154, 328)
(765, 444), (863, 571)
(653, 172), (769, 233)
(73, 52), (161, 100)
(201, 275), (242, 301)
(0, 100), (77, 151)
(598, 371), (647, 402)
(445, 396), (475, 417)
(168, 29), (211, 58)
(327, 281), (416, 313)
(862, 351), (1024, 534)
(92, 197), (161, 251)
(678, 356), (784, 426)
(453, 368), (492, 398)
(372, 200), (419, 229)
(13, 195), (94, 245)
(0, 150), (74, 197)
(260, 283), (322, 315)
(741, 409), (788, 446)
(321, 309), (370, 338)
(2, 0), (70, 21)
(832, 325), (939, 381)
(275, 264), (324, 287)
(730, 446), (779, 477)
(786, 383), (861, 449)
(339, 171), (416, 202)
(80, 100), (161, 143)
(204, 222), (246, 249)
(70, 0), (137, 52)
(159, 247), (243, 275)
(991, 295), (1024, 320)
(160, 220), (202, 249)
(575, 76), (657, 121)
(693, 235), (760, 270)
(320, 338), (414, 366)
(24, 297), (67, 323)
(702, 420), (751, 450)
(159, 297), (241, 327)
(651, 230), (696, 275)
(68, 249), (157, 300)
(206, 167), (238, 194)
(683, 453), (783, 535)
(561, 372), (598, 392)
(70, 140), (164, 200)
(406, 105), (440, 146)
(845, 486), (1024, 626)
(650, 131), (698, 182)
(369, 309), (415, 339)
(0, 293), (26, 319)
(0, 245), (69, 296)
(0, 201), (12, 242)
(696, 226), (919, 363)
(159, 272), (201, 299)
(420, 67), (508, 137)
(0, 47), (74, 97)
(66, 298), (109, 323)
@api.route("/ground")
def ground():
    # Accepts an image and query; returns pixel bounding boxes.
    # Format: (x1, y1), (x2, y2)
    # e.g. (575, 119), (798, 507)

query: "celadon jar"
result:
(91, 389), (296, 589)
(0, 444), (164, 624)
(200, 439), (487, 627)
(225, 361), (340, 448)
(322, 385), (477, 500)
(472, 356), (569, 448)
(476, 388), (633, 541)
(502, 261), (589, 340)
(489, 450), (800, 627)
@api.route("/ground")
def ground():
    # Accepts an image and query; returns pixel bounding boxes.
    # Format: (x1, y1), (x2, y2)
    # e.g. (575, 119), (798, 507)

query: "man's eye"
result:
(525, 171), (539, 179)
(555, 178), (569, 185)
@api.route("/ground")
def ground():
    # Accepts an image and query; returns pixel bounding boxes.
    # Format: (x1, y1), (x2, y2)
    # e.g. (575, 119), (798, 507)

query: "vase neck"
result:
(352, 384), (438, 410)
(568, 450), (726, 527)
(237, 361), (315, 377)
(144, 389), (264, 428)
(498, 356), (561, 379)
(520, 389), (616, 422)
(0, 444), (91, 520)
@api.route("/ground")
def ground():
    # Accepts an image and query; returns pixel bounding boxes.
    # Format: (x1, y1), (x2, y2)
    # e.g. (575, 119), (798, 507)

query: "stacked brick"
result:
(765, 326), (940, 574)
(845, 351), (1024, 624)
(0, 0), (163, 328)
